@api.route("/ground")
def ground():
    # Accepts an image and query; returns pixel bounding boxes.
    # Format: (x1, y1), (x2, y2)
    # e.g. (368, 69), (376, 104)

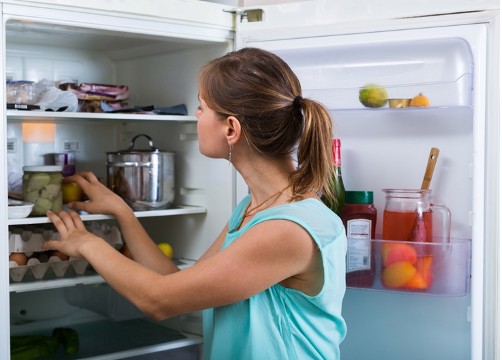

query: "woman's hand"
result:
(41, 210), (102, 260)
(64, 171), (131, 218)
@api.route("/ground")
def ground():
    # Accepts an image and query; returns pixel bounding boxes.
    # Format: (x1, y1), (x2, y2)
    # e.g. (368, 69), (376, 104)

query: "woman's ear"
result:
(225, 116), (242, 146)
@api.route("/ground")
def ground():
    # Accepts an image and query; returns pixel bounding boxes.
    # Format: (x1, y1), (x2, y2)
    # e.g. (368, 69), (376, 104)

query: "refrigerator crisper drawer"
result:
(345, 238), (471, 296)
(12, 318), (202, 360)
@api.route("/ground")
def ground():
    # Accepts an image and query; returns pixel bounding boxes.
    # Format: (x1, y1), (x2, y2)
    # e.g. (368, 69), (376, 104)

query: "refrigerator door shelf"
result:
(304, 73), (473, 111)
(273, 37), (474, 111)
(346, 238), (471, 296)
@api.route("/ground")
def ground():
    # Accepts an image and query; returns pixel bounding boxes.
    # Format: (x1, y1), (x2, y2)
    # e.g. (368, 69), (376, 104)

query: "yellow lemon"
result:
(62, 182), (84, 204)
(158, 243), (173, 259)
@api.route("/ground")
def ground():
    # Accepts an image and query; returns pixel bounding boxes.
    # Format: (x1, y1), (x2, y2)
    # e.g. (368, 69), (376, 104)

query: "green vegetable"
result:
(10, 335), (58, 360)
(52, 327), (79, 355)
(10, 335), (47, 349)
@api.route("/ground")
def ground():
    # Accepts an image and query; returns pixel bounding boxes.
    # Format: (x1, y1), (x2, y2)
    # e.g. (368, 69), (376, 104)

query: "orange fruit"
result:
(382, 261), (416, 289)
(382, 243), (417, 267)
(410, 93), (430, 107)
(404, 272), (428, 290)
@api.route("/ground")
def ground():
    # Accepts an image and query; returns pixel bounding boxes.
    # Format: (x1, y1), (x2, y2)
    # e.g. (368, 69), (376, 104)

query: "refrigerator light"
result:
(22, 123), (55, 143)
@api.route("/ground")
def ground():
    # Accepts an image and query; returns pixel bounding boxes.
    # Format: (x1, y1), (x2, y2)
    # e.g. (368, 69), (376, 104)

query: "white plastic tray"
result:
(9, 222), (122, 282)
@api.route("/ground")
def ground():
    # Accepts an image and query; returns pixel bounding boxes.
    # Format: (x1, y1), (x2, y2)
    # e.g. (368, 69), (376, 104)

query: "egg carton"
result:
(9, 222), (123, 282)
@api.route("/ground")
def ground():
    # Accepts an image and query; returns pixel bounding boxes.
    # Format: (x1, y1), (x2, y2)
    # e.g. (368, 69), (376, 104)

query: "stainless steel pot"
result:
(106, 134), (175, 210)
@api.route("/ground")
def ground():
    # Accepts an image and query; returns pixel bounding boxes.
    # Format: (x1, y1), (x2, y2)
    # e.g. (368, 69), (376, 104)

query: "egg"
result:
(50, 250), (69, 261)
(9, 253), (28, 266)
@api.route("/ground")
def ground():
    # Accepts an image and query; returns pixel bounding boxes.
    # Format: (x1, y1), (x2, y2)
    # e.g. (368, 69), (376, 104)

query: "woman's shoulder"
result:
(253, 198), (346, 246)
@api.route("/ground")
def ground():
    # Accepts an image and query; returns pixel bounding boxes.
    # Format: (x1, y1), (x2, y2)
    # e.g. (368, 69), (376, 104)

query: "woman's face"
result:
(196, 95), (227, 159)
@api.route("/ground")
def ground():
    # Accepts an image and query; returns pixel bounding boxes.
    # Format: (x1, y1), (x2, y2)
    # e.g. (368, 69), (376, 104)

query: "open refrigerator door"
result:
(235, 2), (499, 359)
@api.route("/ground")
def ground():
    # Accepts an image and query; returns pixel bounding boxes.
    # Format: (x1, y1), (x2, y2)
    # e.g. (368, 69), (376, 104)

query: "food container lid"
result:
(346, 191), (373, 204)
(23, 165), (63, 172)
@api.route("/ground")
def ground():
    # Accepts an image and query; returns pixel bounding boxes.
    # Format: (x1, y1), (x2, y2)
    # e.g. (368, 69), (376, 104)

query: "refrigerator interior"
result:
(245, 23), (487, 360)
(5, 17), (234, 358)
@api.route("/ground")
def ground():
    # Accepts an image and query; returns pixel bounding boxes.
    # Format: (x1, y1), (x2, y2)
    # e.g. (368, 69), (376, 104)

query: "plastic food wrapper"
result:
(6, 81), (43, 105)
(78, 99), (129, 113)
(8, 222), (123, 282)
(8, 171), (23, 199)
(108, 104), (188, 115)
(6, 79), (78, 112)
(60, 82), (129, 101)
(36, 86), (78, 112)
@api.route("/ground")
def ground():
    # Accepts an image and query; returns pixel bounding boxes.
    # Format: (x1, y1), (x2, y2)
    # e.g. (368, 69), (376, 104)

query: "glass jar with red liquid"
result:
(381, 189), (451, 291)
(341, 191), (377, 288)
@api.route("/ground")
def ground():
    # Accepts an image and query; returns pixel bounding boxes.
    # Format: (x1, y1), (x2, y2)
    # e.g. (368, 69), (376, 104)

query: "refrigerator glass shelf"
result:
(11, 318), (202, 359)
(6, 111), (198, 123)
(345, 238), (471, 296)
(8, 205), (207, 226)
(9, 259), (195, 293)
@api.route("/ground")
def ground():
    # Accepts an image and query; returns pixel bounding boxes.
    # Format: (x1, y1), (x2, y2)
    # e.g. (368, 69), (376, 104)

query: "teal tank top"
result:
(203, 195), (347, 359)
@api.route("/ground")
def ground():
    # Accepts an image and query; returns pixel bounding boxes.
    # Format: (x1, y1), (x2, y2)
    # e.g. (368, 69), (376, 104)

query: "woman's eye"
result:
(197, 106), (202, 110)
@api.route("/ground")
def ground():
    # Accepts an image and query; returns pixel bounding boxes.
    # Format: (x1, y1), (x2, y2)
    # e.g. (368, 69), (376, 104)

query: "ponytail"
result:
(289, 98), (335, 203)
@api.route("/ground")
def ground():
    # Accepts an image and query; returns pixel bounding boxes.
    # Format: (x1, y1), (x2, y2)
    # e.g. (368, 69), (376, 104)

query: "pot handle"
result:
(128, 134), (157, 151)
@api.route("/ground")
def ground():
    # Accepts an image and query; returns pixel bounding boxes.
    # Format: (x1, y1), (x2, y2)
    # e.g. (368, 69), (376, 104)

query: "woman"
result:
(42, 47), (347, 359)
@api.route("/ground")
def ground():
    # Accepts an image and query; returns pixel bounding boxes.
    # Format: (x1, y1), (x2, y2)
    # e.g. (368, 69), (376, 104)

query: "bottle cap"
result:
(346, 191), (373, 204)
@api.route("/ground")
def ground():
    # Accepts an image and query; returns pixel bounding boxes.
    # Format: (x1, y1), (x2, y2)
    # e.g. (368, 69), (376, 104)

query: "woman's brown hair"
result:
(198, 47), (337, 204)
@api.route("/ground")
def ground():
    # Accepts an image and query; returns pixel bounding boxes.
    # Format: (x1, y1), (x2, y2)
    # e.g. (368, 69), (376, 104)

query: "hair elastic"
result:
(293, 95), (302, 109)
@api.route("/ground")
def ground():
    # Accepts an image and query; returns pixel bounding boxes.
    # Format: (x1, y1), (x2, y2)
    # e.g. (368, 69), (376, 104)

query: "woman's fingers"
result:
(77, 171), (100, 184)
(46, 210), (68, 238)
(41, 240), (60, 251)
(57, 210), (78, 231)
(69, 210), (86, 231)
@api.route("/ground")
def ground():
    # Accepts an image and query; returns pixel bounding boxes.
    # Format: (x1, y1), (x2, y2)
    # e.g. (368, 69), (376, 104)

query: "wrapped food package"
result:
(60, 82), (129, 101)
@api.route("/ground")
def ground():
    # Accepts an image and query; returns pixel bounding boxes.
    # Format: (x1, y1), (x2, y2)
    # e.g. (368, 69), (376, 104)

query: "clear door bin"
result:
(346, 238), (471, 296)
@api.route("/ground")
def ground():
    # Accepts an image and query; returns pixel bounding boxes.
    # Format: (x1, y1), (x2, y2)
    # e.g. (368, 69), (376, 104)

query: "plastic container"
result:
(22, 165), (63, 216)
(8, 223), (123, 282)
(341, 191), (377, 288)
(6, 81), (41, 105)
(8, 199), (34, 219)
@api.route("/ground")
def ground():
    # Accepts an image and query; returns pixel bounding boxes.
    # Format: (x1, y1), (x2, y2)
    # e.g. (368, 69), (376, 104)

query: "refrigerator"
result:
(1, 0), (500, 359)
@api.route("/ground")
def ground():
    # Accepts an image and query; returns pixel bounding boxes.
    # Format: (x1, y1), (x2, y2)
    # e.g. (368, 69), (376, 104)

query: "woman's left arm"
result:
(42, 211), (318, 320)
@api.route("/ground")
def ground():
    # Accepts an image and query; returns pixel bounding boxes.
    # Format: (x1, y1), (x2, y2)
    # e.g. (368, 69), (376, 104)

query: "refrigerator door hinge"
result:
(223, 8), (264, 23)
(223, 8), (249, 23)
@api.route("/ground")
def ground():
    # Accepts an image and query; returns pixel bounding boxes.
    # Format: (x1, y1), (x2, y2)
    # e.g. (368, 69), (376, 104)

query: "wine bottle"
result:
(322, 139), (346, 217)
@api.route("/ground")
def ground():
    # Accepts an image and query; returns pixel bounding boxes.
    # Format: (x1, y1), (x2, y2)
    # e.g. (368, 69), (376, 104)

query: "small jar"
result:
(341, 191), (377, 288)
(23, 166), (63, 216)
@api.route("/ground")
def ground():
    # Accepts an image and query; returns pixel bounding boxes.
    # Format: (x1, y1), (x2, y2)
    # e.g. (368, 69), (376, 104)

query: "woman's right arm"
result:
(196, 223), (229, 263)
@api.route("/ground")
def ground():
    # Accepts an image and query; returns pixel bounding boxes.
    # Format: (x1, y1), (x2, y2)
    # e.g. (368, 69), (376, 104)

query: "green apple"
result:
(359, 84), (388, 108)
